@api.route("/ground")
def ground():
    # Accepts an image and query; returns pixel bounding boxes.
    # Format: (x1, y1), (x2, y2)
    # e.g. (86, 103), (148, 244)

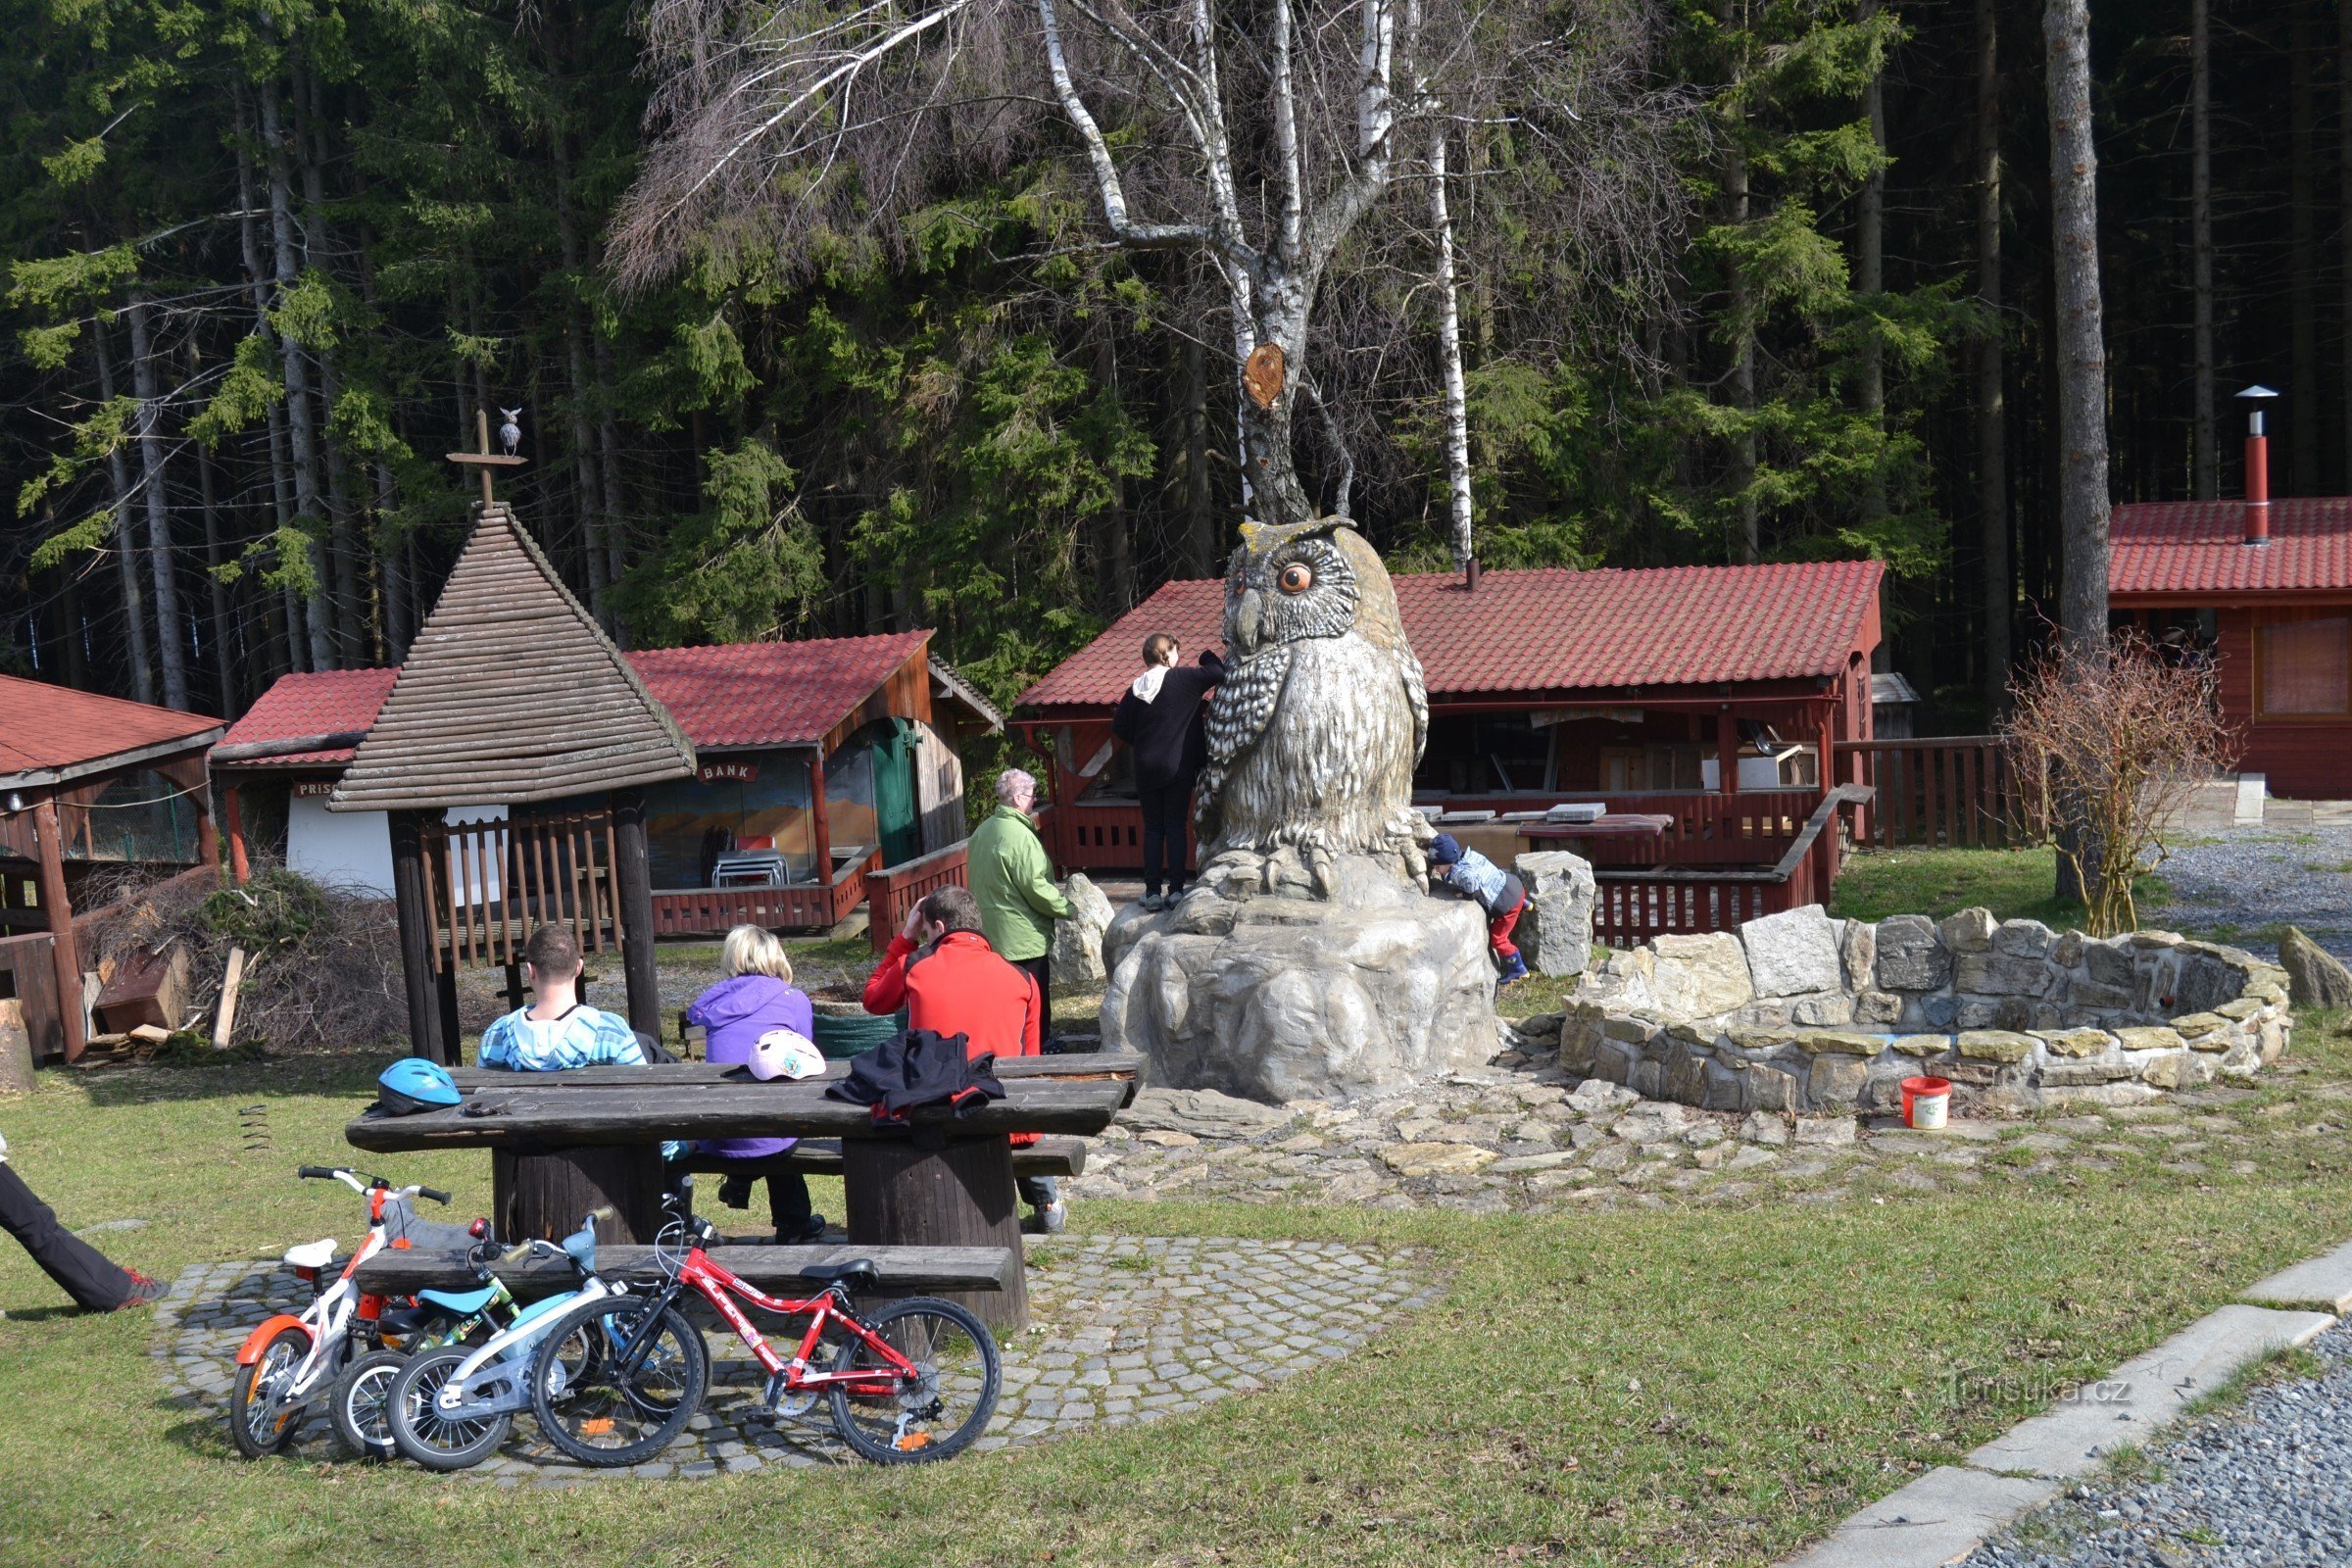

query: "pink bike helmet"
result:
(748, 1028), (824, 1082)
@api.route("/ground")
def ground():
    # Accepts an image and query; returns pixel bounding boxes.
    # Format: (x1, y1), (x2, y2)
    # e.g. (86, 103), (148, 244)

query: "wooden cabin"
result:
(214, 633), (1002, 936)
(1015, 561), (1886, 878)
(0, 674), (223, 1061)
(2110, 496), (2352, 799)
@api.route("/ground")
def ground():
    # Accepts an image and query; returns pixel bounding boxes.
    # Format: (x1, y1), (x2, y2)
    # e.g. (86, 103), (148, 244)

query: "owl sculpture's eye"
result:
(1277, 563), (1314, 595)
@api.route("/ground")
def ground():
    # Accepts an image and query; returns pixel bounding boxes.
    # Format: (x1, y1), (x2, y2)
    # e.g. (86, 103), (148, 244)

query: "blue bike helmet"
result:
(376, 1057), (461, 1116)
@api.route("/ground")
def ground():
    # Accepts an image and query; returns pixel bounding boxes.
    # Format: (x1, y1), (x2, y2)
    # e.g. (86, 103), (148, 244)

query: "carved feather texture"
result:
(1195, 642), (1290, 824)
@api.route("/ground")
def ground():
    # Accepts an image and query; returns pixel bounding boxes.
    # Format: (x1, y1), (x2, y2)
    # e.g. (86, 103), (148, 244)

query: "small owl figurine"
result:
(498, 408), (523, 456)
(1195, 518), (1430, 894)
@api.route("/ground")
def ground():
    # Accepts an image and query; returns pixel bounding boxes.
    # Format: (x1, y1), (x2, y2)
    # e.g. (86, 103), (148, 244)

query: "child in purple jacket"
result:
(683, 926), (824, 1242)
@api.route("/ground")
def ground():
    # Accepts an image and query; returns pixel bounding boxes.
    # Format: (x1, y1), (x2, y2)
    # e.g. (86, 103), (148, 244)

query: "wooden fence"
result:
(1834, 737), (2014, 849)
(1592, 786), (1870, 948)
(649, 880), (854, 938)
(864, 839), (972, 953)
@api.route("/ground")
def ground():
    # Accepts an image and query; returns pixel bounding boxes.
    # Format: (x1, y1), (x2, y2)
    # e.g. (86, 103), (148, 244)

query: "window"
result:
(2257, 615), (2352, 716)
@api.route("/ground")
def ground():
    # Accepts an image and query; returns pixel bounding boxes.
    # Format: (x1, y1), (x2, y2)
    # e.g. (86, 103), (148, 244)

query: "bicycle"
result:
(331, 1237), (517, 1461)
(525, 1185), (1002, 1467)
(384, 1210), (620, 1471)
(228, 1165), (487, 1459)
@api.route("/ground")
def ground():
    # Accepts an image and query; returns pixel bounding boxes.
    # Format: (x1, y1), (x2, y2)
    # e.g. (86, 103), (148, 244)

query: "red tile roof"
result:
(630, 633), (931, 749)
(2110, 497), (2352, 596)
(0, 672), (223, 780)
(1018, 561), (1886, 710)
(219, 667), (401, 764)
(218, 633), (935, 766)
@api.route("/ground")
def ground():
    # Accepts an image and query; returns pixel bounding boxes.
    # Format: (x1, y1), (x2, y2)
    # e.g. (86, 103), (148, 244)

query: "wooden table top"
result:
(443, 1049), (1143, 1106)
(346, 1073), (1129, 1152)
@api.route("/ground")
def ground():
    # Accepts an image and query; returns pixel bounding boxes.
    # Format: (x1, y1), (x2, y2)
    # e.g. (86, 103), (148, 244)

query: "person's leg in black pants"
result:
(764, 1167), (819, 1243)
(1138, 781), (1172, 901)
(0, 1161), (143, 1311)
(1013, 954), (1054, 1049)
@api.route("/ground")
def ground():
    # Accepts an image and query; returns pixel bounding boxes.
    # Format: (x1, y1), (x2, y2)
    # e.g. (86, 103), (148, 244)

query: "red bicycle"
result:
(525, 1187), (1001, 1467)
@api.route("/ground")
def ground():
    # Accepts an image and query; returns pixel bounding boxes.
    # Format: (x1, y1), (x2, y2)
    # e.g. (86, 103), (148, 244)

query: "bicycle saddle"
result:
(283, 1238), (338, 1270)
(418, 1284), (498, 1314)
(797, 1259), (878, 1289)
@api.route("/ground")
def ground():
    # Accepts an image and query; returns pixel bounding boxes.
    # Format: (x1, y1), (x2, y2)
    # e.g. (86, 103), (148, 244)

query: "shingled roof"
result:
(1018, 561), (1886, 711)
(328, 505), (695, 811)
(2110, 497), (2352, 597)
(0, 672), (223, 784)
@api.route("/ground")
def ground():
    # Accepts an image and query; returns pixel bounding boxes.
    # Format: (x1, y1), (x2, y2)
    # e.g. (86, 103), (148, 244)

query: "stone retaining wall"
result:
(1530, 904), (2290, 1117)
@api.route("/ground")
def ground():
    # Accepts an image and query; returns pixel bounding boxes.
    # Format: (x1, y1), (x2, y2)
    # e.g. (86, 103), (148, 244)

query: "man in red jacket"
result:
(862, 886), (1062, 1231)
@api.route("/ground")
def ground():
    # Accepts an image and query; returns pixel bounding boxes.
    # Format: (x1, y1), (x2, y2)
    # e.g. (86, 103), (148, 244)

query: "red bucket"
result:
(1901, 1075), (1952, 1129)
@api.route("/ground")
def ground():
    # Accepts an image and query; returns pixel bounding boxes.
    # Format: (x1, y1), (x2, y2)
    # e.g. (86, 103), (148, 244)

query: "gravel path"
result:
(1962, 1320), (2352, 1568)
(2147, 828), (2352, 958)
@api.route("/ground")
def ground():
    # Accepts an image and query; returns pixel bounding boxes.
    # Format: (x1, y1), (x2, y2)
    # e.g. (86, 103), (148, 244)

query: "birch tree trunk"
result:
(258, 71), (335, 669)
(1978, 0), (2011, 712)
(92, 323), (157, 704)
(125, 295), (190, 710)
(2044, 0), (2109, 662)
(233, 97), (306, 674)
(2044, 0), (2111, 906)
(2192, 0), (2217, 499)
(197, 451), (238, 718)
(1430, 126), (1475, 566)
(1857, 0), (1887, 527)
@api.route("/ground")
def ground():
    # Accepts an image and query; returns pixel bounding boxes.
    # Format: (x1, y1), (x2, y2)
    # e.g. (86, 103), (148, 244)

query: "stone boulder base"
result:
(1102, 855), (1499, 1103)
(1515, 851), (1595, 978)
(1741, 905), (1844, 998)
(2279, 926), (2352, 1011)
(1051, 871), (1117, 987)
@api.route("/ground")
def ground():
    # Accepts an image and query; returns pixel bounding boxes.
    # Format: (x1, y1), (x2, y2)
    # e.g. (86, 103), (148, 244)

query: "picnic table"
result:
(346, 1051), (1141, 1328)
(1517, 812), (1676, 865)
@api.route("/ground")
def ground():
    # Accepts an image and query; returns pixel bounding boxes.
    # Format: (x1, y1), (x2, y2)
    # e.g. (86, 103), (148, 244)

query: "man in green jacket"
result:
(968, 767), (1073, 1035)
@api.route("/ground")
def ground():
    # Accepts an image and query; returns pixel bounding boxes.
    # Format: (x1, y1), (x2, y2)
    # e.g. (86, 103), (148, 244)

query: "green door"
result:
(872, 717), (922, 868)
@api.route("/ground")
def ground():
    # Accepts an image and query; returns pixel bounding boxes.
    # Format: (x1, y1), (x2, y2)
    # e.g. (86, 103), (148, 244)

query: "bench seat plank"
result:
(354, 1243), (1017, 1298)
(347, 1078), (1126, 1152)
(671, 1134), (1086, 1179)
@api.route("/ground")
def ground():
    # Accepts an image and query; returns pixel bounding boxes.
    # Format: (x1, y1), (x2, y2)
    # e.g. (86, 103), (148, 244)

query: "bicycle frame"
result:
(234, 1171), (405, 1406)
(428, 1220), (618, 1422)
(635, 1241), (915, 1399)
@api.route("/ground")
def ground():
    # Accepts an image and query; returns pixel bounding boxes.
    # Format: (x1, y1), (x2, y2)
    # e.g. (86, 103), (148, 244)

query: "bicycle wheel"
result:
(387, 1347), (513, 1471)
(528, 1296), (707, 1469)
(227, 1324), (313, 1458)
(330, 1347), (409, 1460)
(828, 1298), (1001, 1464)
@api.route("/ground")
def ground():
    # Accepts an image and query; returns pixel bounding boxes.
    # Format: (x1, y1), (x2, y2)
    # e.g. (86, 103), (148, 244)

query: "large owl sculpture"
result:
(1194, 518), (1431, 895)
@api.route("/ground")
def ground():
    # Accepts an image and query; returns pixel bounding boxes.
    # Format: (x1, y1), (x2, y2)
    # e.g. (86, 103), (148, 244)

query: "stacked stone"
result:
(1554, 905), (2290, 1117)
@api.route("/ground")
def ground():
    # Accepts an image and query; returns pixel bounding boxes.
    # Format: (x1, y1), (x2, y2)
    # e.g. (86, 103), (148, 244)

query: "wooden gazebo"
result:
(329, 501), (695, 1065)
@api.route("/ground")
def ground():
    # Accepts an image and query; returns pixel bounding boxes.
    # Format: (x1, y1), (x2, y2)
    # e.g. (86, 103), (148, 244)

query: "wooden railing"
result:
(865, 839), (972, 953)
(421, 809), (618, 971)
(1592, 786), (1871, 948)
(1835, 737), (2013, 849)
(649, 881), (850, 938)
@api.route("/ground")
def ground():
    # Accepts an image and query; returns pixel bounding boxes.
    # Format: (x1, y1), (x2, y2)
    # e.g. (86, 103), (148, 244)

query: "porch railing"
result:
(420, 809), (618, 971)
(865, 839), (972, 953)
(1834, 737), (2013, 849)
(1592, 785), (1871, 948)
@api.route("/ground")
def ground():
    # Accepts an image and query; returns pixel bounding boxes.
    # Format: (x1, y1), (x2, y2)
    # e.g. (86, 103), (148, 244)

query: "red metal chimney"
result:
(2238, 384), (2278, 546)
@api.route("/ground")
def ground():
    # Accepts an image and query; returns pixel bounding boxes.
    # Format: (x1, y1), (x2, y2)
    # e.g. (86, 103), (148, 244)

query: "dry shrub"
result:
(2003, 633), (2238, 936)
(84, 860), (405, 1052)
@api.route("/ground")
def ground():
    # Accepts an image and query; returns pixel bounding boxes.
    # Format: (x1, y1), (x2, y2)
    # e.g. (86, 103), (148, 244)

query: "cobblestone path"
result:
(153, 1236), (1434, 1484)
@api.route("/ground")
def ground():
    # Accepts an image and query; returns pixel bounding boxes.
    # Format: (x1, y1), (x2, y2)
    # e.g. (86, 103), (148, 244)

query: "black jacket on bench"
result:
(827, 1028), (1005, 1127)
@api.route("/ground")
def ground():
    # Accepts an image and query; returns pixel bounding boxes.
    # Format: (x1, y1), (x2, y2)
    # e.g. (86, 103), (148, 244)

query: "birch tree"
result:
(612, 0), (1681, 525)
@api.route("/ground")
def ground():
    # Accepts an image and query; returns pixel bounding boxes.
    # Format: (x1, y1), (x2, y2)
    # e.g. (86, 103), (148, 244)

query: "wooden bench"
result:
(354, 1242), (1020, 1301)
(669, 1134), (1087, 1181)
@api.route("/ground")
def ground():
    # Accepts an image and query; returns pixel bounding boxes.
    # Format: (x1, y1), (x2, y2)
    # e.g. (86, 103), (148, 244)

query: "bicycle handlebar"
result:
(295, 1165), (449, 1202)
(296, 1164), (337, 1180)
(416, 1186), (452, 1205)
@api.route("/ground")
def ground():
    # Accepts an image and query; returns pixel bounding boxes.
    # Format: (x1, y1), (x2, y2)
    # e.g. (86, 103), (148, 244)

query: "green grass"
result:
(9, 1016), (2352, 1567)
(1829, 846), (2169, 929)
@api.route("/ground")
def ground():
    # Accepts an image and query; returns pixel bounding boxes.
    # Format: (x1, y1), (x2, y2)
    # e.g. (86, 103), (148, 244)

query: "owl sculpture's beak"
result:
(1233, 587), (1265, 652)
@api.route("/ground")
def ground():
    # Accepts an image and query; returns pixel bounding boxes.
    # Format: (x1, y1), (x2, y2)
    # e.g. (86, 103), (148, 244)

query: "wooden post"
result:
(808, 754), (833, 901)
(30, 798), (84, 1062)
(841, 1133), (1028, 1330)
(1715, 710), (1739, 797)
(221, 781), (250, 885)
(387, 810), (447, 1064)
(610, 790), (662, 1040)
(492, 1146), (666, 1246)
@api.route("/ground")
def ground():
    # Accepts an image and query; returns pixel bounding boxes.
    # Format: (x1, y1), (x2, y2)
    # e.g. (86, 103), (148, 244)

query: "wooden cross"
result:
(446, 408), (526, 506)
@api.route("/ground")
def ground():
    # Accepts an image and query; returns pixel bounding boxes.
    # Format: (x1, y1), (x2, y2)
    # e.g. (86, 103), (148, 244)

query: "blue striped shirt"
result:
(479, 1004), (647, 1071)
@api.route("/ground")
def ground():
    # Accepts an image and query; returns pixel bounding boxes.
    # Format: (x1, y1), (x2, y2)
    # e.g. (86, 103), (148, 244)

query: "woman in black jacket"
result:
(1110, 634), (1225, 909)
